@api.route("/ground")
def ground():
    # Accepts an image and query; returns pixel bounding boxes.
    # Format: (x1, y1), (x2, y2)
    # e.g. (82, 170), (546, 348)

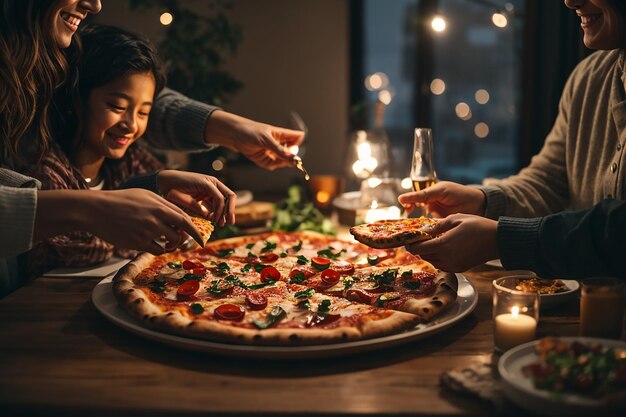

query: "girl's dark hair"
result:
(0, 0), (77, 165)
(57, 24), (166, 158)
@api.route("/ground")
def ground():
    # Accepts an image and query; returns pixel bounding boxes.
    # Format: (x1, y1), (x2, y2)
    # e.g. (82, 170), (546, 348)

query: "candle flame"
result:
(511, 306), (520, 318)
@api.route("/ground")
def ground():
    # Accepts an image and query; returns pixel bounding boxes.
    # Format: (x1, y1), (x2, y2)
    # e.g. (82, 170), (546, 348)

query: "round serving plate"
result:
(499, 337), (626, 416)
(92, 274), (478, 360)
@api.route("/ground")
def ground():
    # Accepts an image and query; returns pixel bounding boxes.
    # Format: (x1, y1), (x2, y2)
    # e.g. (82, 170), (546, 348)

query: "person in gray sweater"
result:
(0, 0), (303, 295)
(398, 0), (626, 277)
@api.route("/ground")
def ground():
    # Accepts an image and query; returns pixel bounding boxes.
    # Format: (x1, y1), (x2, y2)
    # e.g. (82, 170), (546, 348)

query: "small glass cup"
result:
(356, 177), (404, 224)
(493, 276), (540, 352)
(307, 175), (344, 212)
(580, 277), (625, 339)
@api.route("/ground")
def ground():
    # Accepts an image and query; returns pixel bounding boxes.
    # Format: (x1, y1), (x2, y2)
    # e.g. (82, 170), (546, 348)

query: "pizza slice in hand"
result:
(350, 217), (438, 249)
(189, 216), (214, 247)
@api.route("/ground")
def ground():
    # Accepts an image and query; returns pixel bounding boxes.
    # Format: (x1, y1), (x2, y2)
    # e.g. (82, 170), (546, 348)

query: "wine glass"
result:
(410, 128), (437, 216)
(410, 128), (437, 191)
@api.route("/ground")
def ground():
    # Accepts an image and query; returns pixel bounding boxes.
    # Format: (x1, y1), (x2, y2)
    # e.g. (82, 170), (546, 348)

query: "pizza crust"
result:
(400, 271), (458, 321)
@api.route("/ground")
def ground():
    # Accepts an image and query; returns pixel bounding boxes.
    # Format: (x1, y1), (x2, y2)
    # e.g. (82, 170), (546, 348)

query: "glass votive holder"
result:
(355, 177), (404, 224)
(493, 276), (540, 353)
(307, 175), (344, 212)
(580, 277), (625, 339)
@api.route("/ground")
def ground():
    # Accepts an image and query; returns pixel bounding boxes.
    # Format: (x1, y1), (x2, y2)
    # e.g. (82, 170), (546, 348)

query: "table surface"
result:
(0, 265), (602, 416)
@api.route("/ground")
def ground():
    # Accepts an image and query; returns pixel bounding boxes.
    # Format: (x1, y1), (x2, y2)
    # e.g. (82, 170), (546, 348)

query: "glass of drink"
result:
(580, 277), (625, 339)
(410, 128), (437, 215)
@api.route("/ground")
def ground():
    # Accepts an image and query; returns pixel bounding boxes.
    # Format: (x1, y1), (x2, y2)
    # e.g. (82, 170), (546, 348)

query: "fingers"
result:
(167, 190), (209, 217)
(214, 181), (237, 225)
(272, 127), (305, 147)
(163, 210), (204, 248)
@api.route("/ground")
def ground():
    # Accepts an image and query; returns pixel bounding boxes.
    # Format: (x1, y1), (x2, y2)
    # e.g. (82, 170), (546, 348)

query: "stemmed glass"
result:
(410, 128), (437, 191)
(409, 128), (437, 216)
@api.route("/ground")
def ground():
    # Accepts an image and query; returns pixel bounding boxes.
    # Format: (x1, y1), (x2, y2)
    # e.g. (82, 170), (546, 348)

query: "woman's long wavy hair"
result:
(0, 0), (79, 165)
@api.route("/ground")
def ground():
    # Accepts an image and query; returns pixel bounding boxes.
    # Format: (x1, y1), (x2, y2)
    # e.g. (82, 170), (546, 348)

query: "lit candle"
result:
(494, 306), (537, 352)
(363, 201), (402, 223)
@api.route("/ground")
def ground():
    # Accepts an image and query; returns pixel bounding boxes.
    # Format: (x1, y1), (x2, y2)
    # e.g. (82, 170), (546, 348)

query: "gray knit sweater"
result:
(481, 49), (626, 270)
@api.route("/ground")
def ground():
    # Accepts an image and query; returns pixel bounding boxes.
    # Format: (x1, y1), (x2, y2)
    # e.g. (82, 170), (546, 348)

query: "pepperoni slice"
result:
(245, 293), (268, 310)
(192, 267), (206, 276)
(260, 266), (281, 282)
(182, 260), (203, 270)
(331, 260), (355, 275)
(214, 304), (245, 321)
(259, 253), (279, 263)
(177, 280), (200, 298)
(289, 266), (315, 279)
(311, 257), (331, 270)
(346, 289), (374, 305)
(320, 269), (340, 286)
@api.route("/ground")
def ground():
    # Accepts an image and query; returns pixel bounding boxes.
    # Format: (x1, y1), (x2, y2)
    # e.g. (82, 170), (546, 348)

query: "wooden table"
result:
(0, 266), (589, 416)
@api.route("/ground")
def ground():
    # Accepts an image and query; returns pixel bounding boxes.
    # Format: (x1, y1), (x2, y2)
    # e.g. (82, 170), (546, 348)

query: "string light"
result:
(475, 122), (489, 138)
(430, 78), (446, 95)
(455, 102), (472, 120)
(492, 12), (508, 28)
(431, 16), (447, 32)
(159, 12), (173, 25)
(475, 89), (490, 104)
(364, 72), (389, 91)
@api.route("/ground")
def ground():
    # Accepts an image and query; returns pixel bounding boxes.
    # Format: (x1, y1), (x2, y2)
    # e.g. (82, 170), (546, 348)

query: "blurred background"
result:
(93, 0), (588, 206)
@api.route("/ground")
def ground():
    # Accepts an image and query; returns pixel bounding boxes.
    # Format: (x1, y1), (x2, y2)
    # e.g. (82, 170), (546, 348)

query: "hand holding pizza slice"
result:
(349, 217), (438, 249)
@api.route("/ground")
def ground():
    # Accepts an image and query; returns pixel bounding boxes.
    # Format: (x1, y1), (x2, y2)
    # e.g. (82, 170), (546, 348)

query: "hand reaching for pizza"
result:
(398, 181), (486, 218)
(205, 110), (305, 170)
(156, 170), (236, 227)
(404, 214), (498, 272)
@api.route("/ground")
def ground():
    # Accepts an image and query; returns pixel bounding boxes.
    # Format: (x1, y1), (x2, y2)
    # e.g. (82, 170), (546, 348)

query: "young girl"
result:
(21, 24), (226, 277)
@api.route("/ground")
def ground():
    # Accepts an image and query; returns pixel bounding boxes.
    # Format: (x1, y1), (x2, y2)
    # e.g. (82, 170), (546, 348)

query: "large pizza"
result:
(112, 230), (457, 346)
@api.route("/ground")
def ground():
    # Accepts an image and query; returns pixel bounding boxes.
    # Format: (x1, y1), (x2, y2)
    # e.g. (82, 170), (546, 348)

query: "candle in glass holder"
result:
(494, 306), (537, 352)
(493, 276), (540, 352)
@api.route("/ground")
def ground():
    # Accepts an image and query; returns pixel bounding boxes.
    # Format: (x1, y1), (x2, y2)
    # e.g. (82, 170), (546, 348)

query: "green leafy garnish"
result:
(150, 279), (166, 293)
(247, 280), (276, 290)
(190, 303), (204, 314)
(215, 248), (234, 258)
(343, 276), (355, 289)
(215, 262), (230, 276)
(400, 270), (413, 280)
(317, 247), (346, 260)
(294, 288), (315, 298)
(247, 251), (257, 259)
(292, 240), (303, 252)
(271, 185), (336, 235)
(254, 263), (270, 273)
(167, 261), (181, 269)
(246, 243), (255, 249)
(253, 306), (286, 329)
(280, 252), (288, 258)
(176, 273), (202, 284)
(370, 269), (398, 287)
(207, 280), (227, 295)
(241, 264), (252, 274)
(402, 281), (421, 290)
(290, 272), (307, 284)
(317, 299), (331, 314)
(297, 299), (311, 310)
(296, 255), (309, 265)
(261, 241), (277, 253)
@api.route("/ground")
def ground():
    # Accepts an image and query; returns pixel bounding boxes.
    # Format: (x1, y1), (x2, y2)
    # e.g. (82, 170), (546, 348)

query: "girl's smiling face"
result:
(80, 71), (155, 161)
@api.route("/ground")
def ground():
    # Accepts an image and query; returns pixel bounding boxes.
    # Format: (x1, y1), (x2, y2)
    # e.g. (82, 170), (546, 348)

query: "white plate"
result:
(539, 279), (580, 309)
(499, 337), (626, 416)
(92, 274), (477, 359)
(235, 190), (253, 206)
